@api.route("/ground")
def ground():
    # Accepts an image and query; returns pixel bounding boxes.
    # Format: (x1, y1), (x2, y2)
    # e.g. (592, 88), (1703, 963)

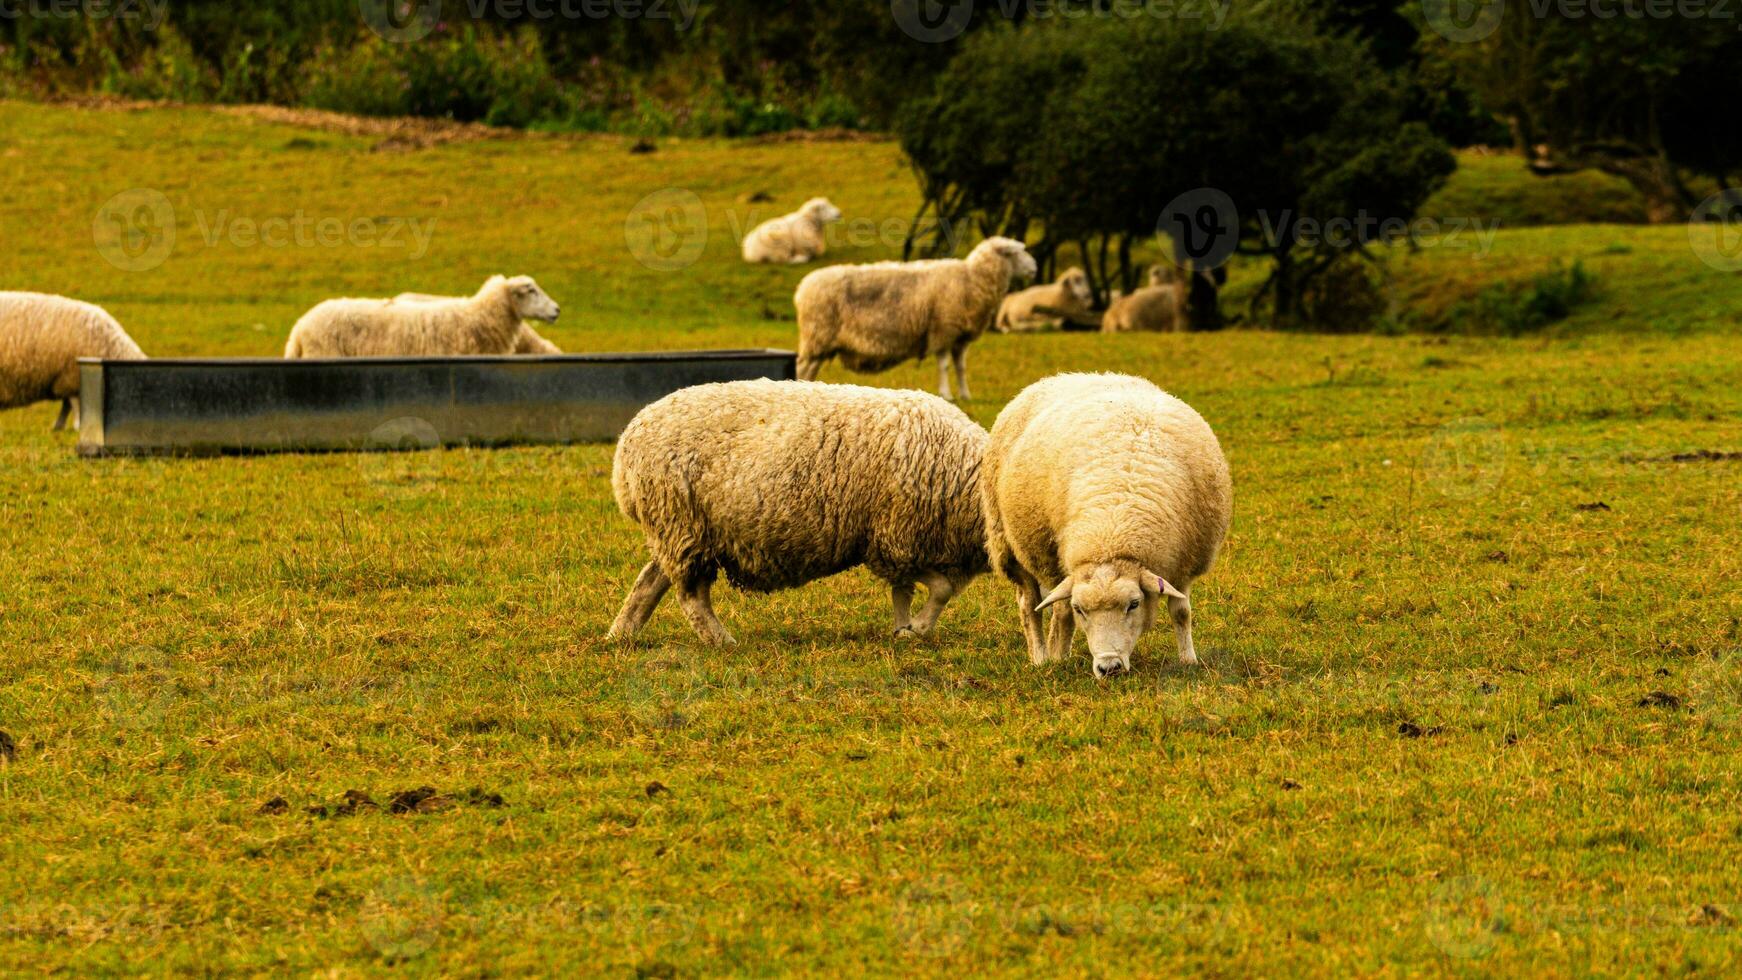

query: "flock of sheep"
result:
(2, 193), (1230, 674)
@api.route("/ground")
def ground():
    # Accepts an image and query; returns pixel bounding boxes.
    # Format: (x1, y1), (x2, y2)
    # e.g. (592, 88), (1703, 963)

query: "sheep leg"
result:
(677, 569), (735, 647)
(795, 355), (824, 382)
(1046, 603), (1075, 663)
(951, 346), (971, 402)
(891, 582), (916, 639)
(1170, 588), (1199, 666)
(1012, 570), (1050, 665)
(936, 353), (954, 401)
(53, 399), (73, 432)
(909, 573), (958, 636)
(608, 561), (672, 641)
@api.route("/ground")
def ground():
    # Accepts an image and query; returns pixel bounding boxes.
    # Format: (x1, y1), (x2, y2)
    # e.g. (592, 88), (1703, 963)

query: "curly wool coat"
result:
(285, 276), (557, 358)
(0, 292), (145, 411)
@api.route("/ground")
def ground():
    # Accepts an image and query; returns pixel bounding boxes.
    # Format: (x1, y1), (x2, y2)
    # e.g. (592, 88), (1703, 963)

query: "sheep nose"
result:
(1093, 657), (1128, 679)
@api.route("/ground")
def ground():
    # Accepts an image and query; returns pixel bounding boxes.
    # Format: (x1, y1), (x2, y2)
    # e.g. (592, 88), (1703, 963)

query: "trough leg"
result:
(677, 570), (735, 647)
(53, 398), (73, 433)
(608, 561), (672, 641)
(936, 353), (954, 401)
(951, 346), (971, 402)
(1170, 588), (1198, 666)
(1046, 604), (1075, 664)
(891, 582), (916, 639)
(909, 573), (958, 636)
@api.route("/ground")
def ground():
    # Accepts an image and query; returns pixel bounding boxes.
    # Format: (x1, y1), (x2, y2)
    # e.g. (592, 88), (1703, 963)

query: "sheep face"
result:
(1061, 267), (1092, 306)
(1037, 563), (1186, 677)
(976, 237), (1038, 281)
(507, 276), (561, 323)
(803, 198), (844, 224)
(1148, 265), (1173, 288)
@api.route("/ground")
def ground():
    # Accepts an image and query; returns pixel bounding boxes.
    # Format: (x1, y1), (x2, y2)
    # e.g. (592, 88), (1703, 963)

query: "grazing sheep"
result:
(997, 266), (1094, 333)
(608, 379), (990, 646)
(741, 197), (844, 264)
(0, 292), (146, 431)
(284, 275), (560, 358)
(1101, 266), (1180, 333)
(794, 236), (1037, 401)
(393, 292), (563, 354)
(982, 373), (1232, 678)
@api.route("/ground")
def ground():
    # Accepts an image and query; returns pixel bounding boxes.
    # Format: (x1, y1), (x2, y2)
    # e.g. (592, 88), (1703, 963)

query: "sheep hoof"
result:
(892, 626), (919, 642)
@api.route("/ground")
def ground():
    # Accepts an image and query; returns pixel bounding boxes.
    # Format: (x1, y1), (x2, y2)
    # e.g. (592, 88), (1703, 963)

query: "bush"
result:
(1449, 261), (1596, 335)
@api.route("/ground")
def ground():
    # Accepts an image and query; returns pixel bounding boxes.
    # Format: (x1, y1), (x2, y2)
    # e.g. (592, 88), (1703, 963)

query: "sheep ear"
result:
(1034, 578), (1075, 612)
(1140, 570), (1187, 601)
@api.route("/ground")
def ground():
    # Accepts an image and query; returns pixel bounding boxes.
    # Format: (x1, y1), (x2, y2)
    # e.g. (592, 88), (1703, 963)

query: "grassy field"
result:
(2, 101), (1741, 975)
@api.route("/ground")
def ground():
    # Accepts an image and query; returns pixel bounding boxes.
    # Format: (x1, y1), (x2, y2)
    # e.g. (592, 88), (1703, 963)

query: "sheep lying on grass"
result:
(284, 275), (560, 358)
(982, 373), (1232, 677)
(997, 267), (1094, 333)
(1101, 266), (1179, 333)
(609, 379), (990, 646)
(0, 291), (146, 431)
(741, 197), (844, 264)
(393, 292), (562, 354)
(794, 237), (1036, 401)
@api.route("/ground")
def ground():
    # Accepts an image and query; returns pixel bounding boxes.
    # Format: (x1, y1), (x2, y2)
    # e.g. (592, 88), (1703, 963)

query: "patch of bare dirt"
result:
(217, 105), (515, 151)
(746, 127), (889, 144)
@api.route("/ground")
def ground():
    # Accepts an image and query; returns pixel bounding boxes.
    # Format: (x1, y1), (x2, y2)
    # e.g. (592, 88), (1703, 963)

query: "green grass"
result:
(2, 101), (1741, 975)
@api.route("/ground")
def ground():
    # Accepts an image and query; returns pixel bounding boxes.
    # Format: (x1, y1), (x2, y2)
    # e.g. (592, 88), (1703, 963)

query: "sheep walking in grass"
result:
(0, 292), (146, 431)
(608, 379), (990, 646)
(793, 237), (1036, 401)
(393, 292), (563, 354)
(741, 197), (844, 264)
(284, 275), (560, 358)
(997, 266), (1094, 333)
(982, 373), (1232, 678)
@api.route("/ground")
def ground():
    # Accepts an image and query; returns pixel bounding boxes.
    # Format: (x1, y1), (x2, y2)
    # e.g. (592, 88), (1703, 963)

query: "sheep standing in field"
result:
(794, 236), (1036, 401)
(393, 292), (563, 354)
(1101, 266), (1180, 333)
(0, 292), (146, 431)
(284, 275), (560, 358)
(608, 379), (990, 646)
(997, 266), (1094, 333)
(982, 373), (1232, 678)
(741, 197), (844, 264)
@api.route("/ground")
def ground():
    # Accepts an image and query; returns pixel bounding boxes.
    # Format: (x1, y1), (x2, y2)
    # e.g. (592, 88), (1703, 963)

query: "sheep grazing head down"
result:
(1036, 561), (1188, 678)
(505, 276), (561, 323)
(802, 197), (844, 225)
(975, 236), (1039, 281)
(1061, 267), (1092, 306)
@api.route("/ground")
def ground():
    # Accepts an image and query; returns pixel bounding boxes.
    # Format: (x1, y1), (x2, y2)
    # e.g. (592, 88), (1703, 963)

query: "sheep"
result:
(793, 236), (1037, 402)
(392, 292), (563, 354)
(981, 373), (1232, 678)
(0, 291), (146, 431)
(608, 379), (990, 646)
(996, 266), (1094, 333)
(1101, 265), (1180, 333)
(284, 275), (560, 358)
(741, 197), (844, 264)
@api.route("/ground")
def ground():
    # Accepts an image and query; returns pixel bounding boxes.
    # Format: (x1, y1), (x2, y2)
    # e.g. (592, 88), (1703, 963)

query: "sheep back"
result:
(1101, 285), (1181, 333)
(795, 253), (1008, 373)
(287, 282), (520, 358)
(613, 379), (989, 591)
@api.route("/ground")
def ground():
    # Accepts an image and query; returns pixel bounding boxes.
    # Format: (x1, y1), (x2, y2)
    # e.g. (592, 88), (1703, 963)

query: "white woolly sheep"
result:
(1101, 266), (1180, 333)
(793, 236), (1037, 401)
(997, 266), (1094, 333)
(284, 275), (560, 358)
(608, 379), (989, 646)
(982, 373), (1232, 678)
(0, 291), (146, 431)
(393, 292), (563, 354)
(741, 197), (844, 264)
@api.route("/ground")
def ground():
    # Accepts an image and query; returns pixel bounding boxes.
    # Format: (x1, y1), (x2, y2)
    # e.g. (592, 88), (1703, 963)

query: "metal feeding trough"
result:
(76, 350), (797, 457)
